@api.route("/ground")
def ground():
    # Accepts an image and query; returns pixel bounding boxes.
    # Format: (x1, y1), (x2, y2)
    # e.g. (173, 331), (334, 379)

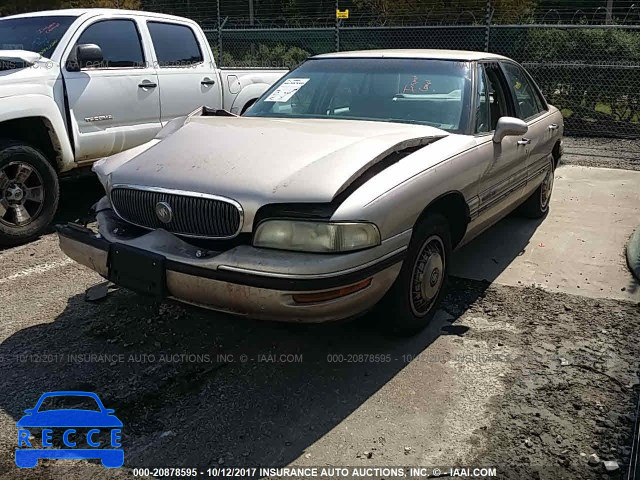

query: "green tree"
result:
(350, 0), (537, 25)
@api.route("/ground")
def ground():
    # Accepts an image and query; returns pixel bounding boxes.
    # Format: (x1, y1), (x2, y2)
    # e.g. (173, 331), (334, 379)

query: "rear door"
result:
(468, 62), (530, 236)
(62, 17), (161, 162)
(146, 20), (223, 123)
(500, 61), (558, 197)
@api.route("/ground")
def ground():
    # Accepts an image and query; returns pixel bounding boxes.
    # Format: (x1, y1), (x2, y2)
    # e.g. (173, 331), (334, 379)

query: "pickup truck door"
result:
(500, 61), (560, 200)
(145, 20), (223, 124)
(62, 17), (162, 162)
(467, 62), (530, 238)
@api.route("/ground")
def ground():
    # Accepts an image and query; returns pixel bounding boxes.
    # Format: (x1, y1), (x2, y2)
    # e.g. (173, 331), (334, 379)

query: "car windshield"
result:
(37, 395), (101, 412)
(0, 16), (77, 59)
(246, 58), (472, 133)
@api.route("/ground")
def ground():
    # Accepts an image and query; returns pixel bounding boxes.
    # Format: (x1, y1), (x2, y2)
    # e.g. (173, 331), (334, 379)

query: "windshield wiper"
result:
(392, 119), (444, 128)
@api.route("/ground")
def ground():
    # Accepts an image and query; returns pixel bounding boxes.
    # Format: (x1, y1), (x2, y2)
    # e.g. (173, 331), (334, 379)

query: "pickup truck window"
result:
(246, 58), (472, 133)
(75, 19), (144, 69)
(0, 16), (77, 59)
(147, 22), (203, 67)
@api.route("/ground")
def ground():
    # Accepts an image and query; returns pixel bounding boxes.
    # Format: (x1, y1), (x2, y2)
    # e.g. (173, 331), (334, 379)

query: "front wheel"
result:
(376, 214), (451, 336)
(0, 140), (59, 247)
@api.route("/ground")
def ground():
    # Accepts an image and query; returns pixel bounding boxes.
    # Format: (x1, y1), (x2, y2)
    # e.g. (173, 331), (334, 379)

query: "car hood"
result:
(0, 51), (58, 96)
(16, 410), (123, 428)
(0, 50), (42, 66)
(107, 116), (448, 204)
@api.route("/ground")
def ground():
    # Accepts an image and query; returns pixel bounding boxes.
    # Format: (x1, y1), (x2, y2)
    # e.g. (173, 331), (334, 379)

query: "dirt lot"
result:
(0, 145), (638, 480)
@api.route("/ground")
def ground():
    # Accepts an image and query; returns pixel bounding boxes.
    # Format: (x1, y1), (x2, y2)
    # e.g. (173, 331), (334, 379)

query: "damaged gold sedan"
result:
(58, 50), (563, 335)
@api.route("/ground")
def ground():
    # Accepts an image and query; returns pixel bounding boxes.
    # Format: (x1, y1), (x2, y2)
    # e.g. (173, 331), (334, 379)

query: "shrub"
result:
(221, 44), (310, 69)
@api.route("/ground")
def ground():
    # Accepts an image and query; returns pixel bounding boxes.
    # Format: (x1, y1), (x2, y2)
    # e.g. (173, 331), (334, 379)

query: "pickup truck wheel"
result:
(0, 140), (59, 247)
(519, 159), (554, 219)
(241, 99), (256, 114)
(376, 214), (451, 336)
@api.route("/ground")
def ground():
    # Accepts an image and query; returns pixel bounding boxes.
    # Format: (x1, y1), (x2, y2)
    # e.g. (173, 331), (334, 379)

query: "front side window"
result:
(147, 22), (203, 67)
(475, 64), (490, 133)
(482, 63), (511, 131)
(502, 62), (545, 120)
(0, 16), (77, 59)
(246, 58), (473, 133)
(75, 19), (144, 68)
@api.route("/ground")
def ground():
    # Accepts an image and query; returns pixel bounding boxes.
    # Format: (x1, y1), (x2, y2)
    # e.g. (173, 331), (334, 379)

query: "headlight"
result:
(253, 220), (381, 253)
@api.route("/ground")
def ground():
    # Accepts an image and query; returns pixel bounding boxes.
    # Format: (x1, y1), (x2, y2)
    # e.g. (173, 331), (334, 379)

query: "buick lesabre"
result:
(58, 49), (563, 335)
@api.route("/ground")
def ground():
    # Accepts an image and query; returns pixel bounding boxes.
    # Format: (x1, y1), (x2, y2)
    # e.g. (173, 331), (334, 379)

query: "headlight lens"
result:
(253, 220), (381, 253)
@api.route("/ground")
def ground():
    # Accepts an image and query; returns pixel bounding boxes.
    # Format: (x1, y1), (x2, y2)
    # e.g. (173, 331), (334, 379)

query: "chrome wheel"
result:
(0, 161), (45, 227)
(409, 235), (446, 317)
(540, 168), (554, 209)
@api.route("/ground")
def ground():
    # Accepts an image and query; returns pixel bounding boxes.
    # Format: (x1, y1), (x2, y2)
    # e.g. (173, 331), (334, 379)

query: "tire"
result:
(519, 159), (554, 219)
(0, 139), (59, 247)
(240, 99), (256, 115)
(376, 213), (452, 336)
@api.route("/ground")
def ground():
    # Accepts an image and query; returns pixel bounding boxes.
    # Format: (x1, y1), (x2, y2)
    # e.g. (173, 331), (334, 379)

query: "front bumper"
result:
(57, 206), (406, 323)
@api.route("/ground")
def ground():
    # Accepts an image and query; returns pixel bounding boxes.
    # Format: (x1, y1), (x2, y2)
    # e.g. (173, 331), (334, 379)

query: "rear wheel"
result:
(376, 214), (451, 336)
(519, 159), (554, 219)
(0, 140), (59, 247)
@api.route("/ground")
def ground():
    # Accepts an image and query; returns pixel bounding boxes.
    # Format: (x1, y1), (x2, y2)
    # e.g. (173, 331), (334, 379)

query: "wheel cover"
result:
(540, 168), (554, 209)
(0, 161), (45, 228)
(409, 235), (446, 317)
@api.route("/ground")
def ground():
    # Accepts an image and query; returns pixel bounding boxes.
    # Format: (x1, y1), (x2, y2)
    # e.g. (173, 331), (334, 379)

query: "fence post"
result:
(484, 0), (492, 52)
(335, 0), (340, 52)
(216, 0), (223, 65)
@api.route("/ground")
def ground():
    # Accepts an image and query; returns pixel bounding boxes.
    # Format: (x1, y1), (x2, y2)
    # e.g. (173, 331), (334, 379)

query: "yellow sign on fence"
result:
(336, 9), (349, 19)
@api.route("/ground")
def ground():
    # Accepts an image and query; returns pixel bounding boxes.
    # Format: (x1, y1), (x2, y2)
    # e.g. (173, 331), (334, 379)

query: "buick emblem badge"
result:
(155, 201), (173, 224)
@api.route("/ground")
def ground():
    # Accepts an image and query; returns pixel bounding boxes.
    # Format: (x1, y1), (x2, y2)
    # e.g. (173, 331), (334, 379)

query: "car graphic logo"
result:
(15, 391), (123, 468)
(155, 201), (173, 224)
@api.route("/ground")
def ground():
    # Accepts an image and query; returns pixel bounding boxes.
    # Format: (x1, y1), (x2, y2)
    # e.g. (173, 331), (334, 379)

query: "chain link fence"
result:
(145, 0), (640, 139)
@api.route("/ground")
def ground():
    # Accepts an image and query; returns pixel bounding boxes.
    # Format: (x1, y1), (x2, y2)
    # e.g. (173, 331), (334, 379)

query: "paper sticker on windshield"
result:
(2, 44), (24, 50)
(265, 78), (310, 102)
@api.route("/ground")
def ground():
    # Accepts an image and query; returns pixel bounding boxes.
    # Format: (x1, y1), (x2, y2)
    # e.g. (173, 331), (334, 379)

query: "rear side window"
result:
(75, 19), (144, 68)
(148, 22), (203, 67)
(501, 62), (546, 120)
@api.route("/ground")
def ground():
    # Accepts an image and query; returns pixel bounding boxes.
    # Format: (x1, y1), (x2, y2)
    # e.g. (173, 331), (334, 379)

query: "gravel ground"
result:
(562, 137), (640, 171)
(0, 142), (638, 480)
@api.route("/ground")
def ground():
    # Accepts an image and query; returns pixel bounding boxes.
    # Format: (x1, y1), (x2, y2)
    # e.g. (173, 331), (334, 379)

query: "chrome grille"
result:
(110, 187), (242, 239)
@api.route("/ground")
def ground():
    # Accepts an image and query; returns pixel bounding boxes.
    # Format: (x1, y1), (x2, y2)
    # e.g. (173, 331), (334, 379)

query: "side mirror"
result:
(68, 44), (103, 71)
(104, 409), (115, 414)
(23, 409), (34, 414)
(493, 117), (528, 143)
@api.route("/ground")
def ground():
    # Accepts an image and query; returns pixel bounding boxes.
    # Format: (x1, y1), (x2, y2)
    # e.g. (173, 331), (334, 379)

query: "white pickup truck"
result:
(0, 8), (287, 246)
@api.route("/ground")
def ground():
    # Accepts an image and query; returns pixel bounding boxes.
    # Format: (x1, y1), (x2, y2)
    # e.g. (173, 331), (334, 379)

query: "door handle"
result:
(138, 81), (157, 88)
(201, 78), (216, 86)
(548, 123), (559, 130)
(517, 138), (531, 145)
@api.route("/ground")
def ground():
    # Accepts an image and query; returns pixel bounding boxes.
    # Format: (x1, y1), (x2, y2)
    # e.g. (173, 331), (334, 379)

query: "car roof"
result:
(2, 8), (191, 23)
(313, 49), (510, 62)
